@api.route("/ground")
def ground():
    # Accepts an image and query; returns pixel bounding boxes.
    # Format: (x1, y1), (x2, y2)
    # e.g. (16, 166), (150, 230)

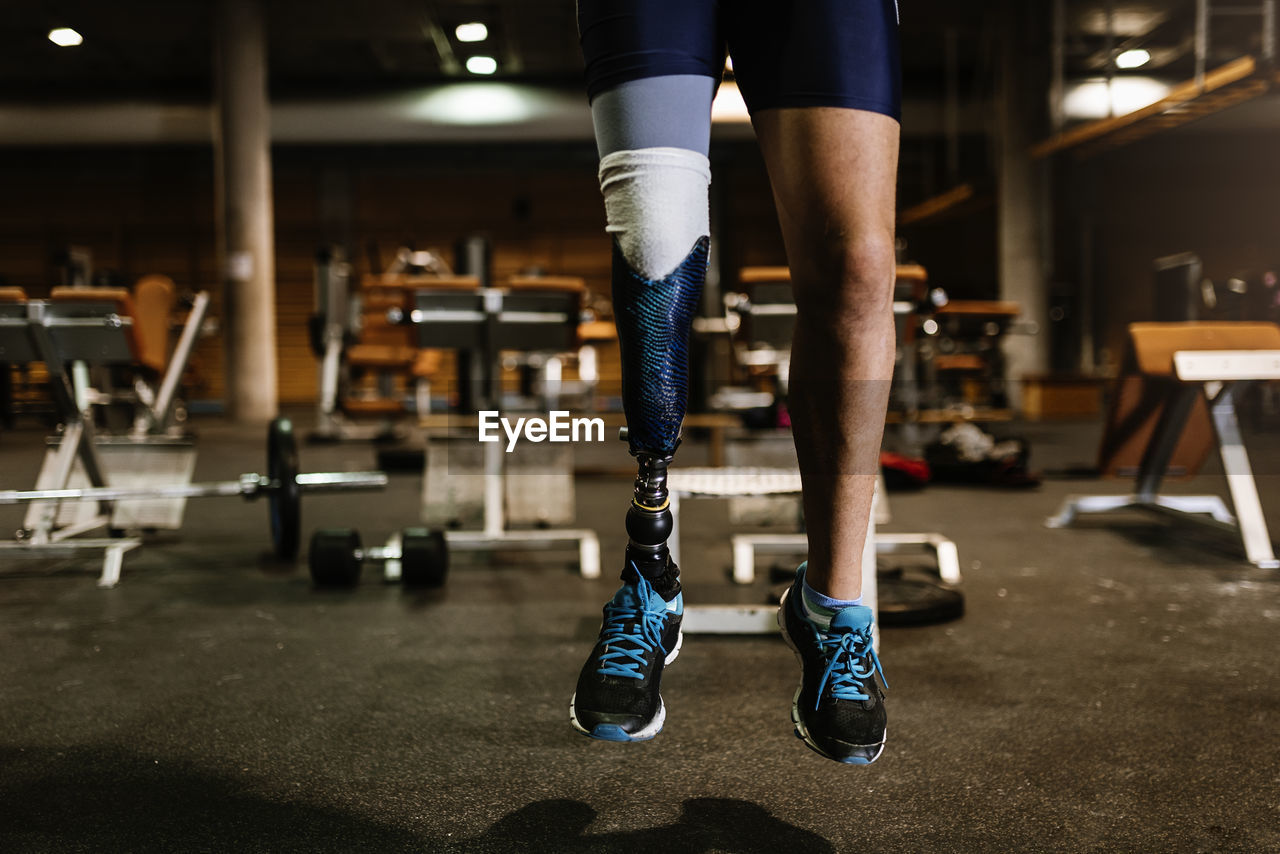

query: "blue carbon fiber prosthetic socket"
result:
(612, 236), (709, 456)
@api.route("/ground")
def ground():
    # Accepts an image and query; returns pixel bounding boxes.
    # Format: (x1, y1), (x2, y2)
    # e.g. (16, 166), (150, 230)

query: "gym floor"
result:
(1, 414), (1278, 853)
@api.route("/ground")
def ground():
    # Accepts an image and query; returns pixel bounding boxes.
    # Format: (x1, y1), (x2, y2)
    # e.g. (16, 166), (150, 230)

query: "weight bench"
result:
(4, 287), (384, 586)
(1047, 321), (1280, 569)
(717, 264), (934, 413)
(409, 277), (601, 577)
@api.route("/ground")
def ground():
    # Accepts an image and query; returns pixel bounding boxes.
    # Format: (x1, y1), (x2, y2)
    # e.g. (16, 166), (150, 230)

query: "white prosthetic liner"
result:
(598, 147), (711, 279)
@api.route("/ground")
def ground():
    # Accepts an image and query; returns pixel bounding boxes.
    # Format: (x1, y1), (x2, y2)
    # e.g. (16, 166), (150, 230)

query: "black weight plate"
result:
(876, 576), (965, 627)
(309, 528), (363, 587)
(768, 564), (800, 585)
(307, 314), (325, 358)
(268, 417), (302, 560)
(375, 446), (425, 472)
(400, 527), (448, 588)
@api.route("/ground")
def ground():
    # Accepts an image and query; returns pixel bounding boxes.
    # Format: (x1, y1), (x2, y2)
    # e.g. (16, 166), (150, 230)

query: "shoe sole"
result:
(777, 590), (886, 765)
(568, 630), (683, 742)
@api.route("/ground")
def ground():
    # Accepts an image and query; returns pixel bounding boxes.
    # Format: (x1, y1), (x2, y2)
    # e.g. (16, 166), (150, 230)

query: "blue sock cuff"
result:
(801, 577), (863, 610)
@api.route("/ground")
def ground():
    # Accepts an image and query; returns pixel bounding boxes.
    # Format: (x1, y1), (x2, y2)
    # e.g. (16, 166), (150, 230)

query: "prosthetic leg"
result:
(569, 238), (708, 742)
(614, 236), (709, 599)
(569, 129), (712, 741)
(570, 153), (709, 740)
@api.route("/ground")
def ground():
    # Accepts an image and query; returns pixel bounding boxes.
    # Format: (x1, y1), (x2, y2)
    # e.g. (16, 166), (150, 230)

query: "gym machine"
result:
(2, 283), (215, 531)
(0, 417), (387, 586)
(310, 247), (416, 442)
(50, 279), (210, 438)
(0, 290), (386, 585)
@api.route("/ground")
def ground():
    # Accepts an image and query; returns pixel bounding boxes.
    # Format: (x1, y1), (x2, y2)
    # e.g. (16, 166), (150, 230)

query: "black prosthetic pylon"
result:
(621, 450), (681, 598)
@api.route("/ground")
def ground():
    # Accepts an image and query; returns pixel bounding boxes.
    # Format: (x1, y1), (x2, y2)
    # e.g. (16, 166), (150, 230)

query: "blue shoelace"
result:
(815, 625), (888, 707)
(596, 571), (670, 680)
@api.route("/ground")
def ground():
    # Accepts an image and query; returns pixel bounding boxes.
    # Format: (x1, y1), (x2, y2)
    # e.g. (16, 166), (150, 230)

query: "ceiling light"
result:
(1063, 76), (1170, 120)
(410, 84), (538, 125)
(48, 27), (83, 47)
(456, 22), (488, 43)
(466, 56), (497, 75)
(1115, 48), (1151, 69)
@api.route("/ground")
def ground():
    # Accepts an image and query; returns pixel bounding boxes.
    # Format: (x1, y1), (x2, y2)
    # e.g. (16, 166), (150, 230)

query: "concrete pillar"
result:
(213, 0), (277, 422)
(996, 1), (1051, 409)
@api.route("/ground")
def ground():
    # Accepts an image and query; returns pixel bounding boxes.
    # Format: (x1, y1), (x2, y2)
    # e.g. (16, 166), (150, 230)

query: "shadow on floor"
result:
(0, 746), (832, 853)
(1075, 517), (1271, 569)
(461, 797), (833, 854)
(0, 745), (425, 853)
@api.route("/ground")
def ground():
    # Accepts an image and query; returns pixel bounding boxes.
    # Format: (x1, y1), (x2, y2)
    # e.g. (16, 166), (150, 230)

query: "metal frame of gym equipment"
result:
(310, 247), (418, 442)
(437, 436), (601, 578)
(0, 295), (148, 580)
(408, 280), (600, 578)
(1, 294), (387, 585)
(1046, 322), (1280, 569)
(669, 469), (877, 636)
(0, 419), (387, 587)
(666, 469), (960, 636)
(117, 286), (210, 437)
(35, 287), (212, 548)
(12, 290), (209, 538)
(56, 286), (210, 438)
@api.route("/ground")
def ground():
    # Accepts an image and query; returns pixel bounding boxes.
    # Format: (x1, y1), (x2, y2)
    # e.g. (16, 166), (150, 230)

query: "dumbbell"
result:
(309, 527), (448, 588)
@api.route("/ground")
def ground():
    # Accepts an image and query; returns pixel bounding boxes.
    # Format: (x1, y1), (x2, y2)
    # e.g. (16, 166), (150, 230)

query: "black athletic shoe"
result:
(570, 573), (683, 742)
(778, 579), (888, 765)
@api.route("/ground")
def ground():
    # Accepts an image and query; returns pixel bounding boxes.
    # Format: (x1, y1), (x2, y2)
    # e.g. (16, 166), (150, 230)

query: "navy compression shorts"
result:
(578, 0), (901, 120)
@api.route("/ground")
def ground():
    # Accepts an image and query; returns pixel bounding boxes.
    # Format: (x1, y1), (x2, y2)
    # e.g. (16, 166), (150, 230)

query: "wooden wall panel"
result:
(0, 144), (790, 406)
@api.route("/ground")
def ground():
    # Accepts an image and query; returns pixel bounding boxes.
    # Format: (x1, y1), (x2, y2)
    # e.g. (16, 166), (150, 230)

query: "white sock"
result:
(598, 147), (711, 280)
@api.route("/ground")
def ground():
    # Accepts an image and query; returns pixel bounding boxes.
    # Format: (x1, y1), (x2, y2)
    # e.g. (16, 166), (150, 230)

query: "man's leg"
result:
(755, 106), (899, 599)
(755, 106), (899, 764)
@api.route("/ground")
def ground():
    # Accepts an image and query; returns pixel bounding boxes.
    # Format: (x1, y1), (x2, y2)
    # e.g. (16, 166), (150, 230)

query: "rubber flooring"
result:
(1, 413), (1278, 853)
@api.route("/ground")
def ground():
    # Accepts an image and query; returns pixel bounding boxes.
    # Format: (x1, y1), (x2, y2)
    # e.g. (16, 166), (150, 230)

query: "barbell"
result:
(0, 418), (387, 560)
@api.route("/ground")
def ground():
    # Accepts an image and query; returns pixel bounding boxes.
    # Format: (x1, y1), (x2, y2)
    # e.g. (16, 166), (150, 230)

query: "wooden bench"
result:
(1047, 321), (1280, 569)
